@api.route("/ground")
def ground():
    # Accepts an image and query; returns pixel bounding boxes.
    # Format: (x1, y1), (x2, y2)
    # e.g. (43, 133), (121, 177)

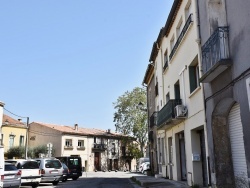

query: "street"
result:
(21, 171), (142, 188)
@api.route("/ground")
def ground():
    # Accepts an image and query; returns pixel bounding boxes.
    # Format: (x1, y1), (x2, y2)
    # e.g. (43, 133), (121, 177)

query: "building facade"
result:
(198, 0), (250, 187)
(144, 0), (208, 186)
(2, 114), (27, 154)
(29, 122), (136, 172)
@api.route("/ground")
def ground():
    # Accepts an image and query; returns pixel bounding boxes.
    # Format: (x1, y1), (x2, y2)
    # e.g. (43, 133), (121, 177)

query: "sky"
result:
(0, 0), (173, 131)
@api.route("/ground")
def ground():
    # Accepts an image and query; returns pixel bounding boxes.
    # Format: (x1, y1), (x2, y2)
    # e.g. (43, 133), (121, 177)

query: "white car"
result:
(5, 159), (41, 188)
(141, 162), (150, 174)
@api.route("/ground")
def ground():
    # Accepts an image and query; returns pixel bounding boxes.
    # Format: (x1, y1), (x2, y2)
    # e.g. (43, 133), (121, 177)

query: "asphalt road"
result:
(21, 171), (142, 188)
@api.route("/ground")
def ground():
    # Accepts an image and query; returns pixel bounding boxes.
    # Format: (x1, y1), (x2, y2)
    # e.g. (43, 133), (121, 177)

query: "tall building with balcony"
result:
(198, 0), (250, 187)
(144, 0), (208, 186)
(29, 122), (136, 172)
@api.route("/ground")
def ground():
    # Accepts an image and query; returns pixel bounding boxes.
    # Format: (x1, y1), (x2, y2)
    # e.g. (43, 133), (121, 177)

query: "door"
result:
(179, 133), (186, 180)
(199, 130), (208, 186)
(228, 103), (248, 187)
(114, 159), (118, 170)
(94, 152), (100, 171)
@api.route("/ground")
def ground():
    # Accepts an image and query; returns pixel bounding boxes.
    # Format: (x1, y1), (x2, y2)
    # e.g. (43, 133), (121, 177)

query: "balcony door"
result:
(174, 81), (180, 99)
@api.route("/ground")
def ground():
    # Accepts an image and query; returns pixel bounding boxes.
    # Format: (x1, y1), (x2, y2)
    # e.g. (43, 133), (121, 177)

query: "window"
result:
(170, 37), (175, 51)
(155, 77), (159, 96)
(189, 57), (200, 93)
(166, 93), (170, 104)
(111, 143), (116, 155)
(176, 18), (183, 38)
(174, 81), (181, 99)
(65, 139), (72, 147)
(163, 50), (168, 70)
(185, 0), (192, 20)
(19, 135), (24, 146)
(1, 134), (3, 145)
(78, 140), (84, 147)
(9, 135), (15, 148)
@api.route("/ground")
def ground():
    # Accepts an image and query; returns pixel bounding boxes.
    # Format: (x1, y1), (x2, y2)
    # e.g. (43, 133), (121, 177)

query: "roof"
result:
(30, 122), (128, 138)
(149, 0), (182, 62)
(2, 114), (27, 128)
(142, 63), (154, 85)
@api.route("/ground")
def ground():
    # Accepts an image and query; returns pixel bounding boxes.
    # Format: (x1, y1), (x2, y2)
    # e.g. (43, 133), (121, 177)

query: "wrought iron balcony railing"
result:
(200, 27), (231, 82)
(169, 14), (193, 60)
(92, 143), (107, 150)
(157, 99), (182, 127)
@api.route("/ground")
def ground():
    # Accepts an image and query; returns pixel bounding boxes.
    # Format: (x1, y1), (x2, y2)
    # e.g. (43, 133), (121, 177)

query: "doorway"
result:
(94, 152), (100, 171)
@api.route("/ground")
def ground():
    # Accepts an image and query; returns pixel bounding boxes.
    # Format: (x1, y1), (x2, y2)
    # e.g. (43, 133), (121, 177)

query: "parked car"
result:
(5, 159), (41, 188)
(35, 158), (63, 186)
(3, 163), (21, 188)
(137, 157), (149, 172)
(141, 162), (150, 174)
(56, 156), (82, 180)
(61, 162), (69, 182)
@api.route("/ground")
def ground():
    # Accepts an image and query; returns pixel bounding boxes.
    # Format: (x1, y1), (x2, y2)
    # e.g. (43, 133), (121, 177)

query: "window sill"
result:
(189, 86), (201, 98)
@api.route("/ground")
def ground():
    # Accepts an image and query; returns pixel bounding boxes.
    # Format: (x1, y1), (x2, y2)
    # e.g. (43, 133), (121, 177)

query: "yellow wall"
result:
(2, 126), (27, 153)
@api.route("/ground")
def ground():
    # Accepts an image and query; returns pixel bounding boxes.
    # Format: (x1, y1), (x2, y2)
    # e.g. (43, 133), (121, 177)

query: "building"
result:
(29, 122), (136, 172)
(198, 0), (250, 187)
(144, 0), (208, 186)
(1, 114), (27, 154)
(143, 60), (158, 175)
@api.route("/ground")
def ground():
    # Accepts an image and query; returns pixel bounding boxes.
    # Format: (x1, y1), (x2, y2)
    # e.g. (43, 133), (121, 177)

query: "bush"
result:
(6, 146), (25, 159)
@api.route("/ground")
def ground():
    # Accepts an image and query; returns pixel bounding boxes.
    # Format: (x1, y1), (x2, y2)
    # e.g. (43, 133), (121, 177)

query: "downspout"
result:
(194, 0), (211, 186)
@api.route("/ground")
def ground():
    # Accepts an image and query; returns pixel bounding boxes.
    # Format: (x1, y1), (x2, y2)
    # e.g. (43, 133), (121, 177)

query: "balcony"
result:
(200, 27), (232, 83)
(169, 14), (193, 60)
(64, 145), (73, 149)
(92, 143), (107, 152)
(77, 146), (85, 150)
(157, 99), (184, 130)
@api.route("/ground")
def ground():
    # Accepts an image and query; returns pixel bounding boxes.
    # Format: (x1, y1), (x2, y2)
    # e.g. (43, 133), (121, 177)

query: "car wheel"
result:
(32, 183), (39, 188)
(62, 177), (67, 182)
(72, 176), (79, 180)
(53, 181), (59, 185)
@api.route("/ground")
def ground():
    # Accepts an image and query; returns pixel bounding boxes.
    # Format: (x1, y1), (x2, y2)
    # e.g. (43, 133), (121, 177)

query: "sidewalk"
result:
(130, 174), (189, 188)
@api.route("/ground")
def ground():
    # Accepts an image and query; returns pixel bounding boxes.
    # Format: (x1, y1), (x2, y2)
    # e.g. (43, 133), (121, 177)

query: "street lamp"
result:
(137, 102), (147, 112)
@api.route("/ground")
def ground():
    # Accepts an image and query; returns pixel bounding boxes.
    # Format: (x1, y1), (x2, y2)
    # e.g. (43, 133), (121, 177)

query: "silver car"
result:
(3, 163), (21, 188)
(35, 158), (63, 186)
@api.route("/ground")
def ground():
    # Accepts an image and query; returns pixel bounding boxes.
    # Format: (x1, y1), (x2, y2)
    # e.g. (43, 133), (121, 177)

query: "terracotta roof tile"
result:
(2, 114), (27, 128)
(31, 122), (126, 138)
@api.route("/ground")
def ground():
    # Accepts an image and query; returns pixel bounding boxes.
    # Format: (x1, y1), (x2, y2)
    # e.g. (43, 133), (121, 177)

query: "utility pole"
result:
(25, 117), (29, 159)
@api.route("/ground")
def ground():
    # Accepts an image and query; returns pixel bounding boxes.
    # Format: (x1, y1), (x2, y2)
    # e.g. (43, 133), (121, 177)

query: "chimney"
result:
(74, 124), (78, 131)
(18, 119), (22, 122)
(107, 129), (111, 133)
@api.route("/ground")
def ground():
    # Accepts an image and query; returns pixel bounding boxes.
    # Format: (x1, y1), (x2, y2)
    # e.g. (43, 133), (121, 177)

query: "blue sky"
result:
(0, 0), (173, 131)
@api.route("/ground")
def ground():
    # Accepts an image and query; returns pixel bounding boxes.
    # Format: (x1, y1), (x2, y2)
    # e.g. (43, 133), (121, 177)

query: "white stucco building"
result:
(147, 0), (208, 186)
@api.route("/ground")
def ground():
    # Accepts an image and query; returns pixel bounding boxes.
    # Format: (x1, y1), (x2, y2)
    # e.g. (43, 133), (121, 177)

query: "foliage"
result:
(6, 145), (55, 159)
(113, 87), (147, 157)
(31, 145), (55, 158)
(6, 146), (25, 159)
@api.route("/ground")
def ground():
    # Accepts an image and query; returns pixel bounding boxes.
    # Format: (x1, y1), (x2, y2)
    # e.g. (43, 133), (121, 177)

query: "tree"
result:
(113, 87), (147, 158)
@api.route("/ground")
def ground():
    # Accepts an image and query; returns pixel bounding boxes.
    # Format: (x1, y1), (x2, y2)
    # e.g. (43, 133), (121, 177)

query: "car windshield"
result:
(45, 160), (62, 169)
(5, 164), (18, 171)
(18, 161), (39, 169)
(68, 158), (79, 167)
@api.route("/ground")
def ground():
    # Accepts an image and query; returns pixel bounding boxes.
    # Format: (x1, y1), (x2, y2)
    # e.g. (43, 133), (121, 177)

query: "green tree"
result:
(6, 146), (25, 159)
(113, 87), (147, 157)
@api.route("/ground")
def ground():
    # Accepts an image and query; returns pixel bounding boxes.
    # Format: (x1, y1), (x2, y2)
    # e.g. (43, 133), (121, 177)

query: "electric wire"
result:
(3, 107), (28, 119)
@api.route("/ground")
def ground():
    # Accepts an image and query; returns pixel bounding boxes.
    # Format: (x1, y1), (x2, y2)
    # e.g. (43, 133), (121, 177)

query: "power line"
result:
(3, 107), (28, 119)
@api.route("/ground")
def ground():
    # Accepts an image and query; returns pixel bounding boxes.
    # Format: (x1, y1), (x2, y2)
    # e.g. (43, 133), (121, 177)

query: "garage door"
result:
(228, 103), (248, 187)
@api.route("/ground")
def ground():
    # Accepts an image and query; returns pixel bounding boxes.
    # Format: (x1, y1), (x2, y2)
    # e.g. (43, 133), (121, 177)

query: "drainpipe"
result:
(179, 66), (187, 106)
